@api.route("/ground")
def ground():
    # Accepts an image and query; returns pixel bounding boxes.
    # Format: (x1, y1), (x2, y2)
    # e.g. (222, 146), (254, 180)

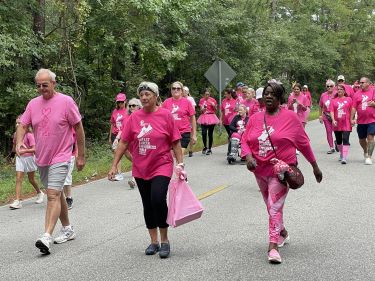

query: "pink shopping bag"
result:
(167, 179), (204, 227)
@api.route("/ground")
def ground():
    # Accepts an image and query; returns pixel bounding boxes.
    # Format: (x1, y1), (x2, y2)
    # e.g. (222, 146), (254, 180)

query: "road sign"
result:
(204, 59), (236, 93)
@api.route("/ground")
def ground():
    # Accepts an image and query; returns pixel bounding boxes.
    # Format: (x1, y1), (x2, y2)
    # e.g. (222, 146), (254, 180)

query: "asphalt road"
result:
(1, 120), (374, 281)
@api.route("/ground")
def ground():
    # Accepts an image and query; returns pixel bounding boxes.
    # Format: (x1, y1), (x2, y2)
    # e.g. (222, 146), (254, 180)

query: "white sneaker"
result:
(114, 174), (124, 181)
(35, 234), (53, 254)
(54, 227), (76, 244)
(296, 150), (300, 155)
(9, 200), (22, 209)
(365, 158), (373, 165)
(35, 191), (44, 204)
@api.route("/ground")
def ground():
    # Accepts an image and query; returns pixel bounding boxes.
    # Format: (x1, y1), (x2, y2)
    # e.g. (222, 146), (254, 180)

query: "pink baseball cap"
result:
(116, 93), (126, 102)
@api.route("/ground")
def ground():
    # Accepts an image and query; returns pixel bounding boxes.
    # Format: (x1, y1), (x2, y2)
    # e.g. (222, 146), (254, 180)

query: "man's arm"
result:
(74, 121), (86, 171)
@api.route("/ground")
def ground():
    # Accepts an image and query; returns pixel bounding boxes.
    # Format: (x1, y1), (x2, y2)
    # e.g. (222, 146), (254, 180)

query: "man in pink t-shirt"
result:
(350, 77), (375, 164)
(16, 68), (86, 255)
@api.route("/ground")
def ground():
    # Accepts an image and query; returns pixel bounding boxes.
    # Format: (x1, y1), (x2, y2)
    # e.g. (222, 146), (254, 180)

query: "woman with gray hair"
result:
(319, 79), (336, 154)
(108, 82), (184, 259)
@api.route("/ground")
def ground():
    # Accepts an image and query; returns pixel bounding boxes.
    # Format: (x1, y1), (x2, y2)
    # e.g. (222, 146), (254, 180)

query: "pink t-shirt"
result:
(13, 132), (35, 157)
(110, 108), (128, 135)
(303, 91), (312, 107)
(221, 98), (237, 125)
(329, 97), (352, 131)
(241, 108), (316, 177)
(287, 94), (308, 124)
(121, 107), (181, 180)
(319, 92), (334, 113)
(352, 88), (375, 124)
(162, 97), (195, 134)
(241, 98), (260, 117)
(20, 93), (81, 166)
(199, 97), (217, 115)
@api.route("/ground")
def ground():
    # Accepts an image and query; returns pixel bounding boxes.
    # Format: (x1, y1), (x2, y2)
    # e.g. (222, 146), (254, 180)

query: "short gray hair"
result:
(35, 68), (56, 81)
(326, 79), (335, 87)
(128, 98), (142, 108)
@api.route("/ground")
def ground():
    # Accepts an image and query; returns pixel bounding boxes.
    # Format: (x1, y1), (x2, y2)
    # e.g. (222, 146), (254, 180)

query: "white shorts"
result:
(16, 156), (37, 173)
(38, 162), (70, 191)
(64, 156), (76, 186)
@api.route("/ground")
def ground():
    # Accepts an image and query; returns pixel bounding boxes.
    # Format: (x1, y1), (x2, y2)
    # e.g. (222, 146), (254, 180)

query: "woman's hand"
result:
(313, 165), (323, 183)
(108, 165), (117, 181)
(319, 115), (323, 124)
(246, 155), (257, 171)
(332, 120), (337, 127)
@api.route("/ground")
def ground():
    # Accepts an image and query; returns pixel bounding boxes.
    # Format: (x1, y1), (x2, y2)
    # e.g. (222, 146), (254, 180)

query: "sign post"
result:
(204, 59), (236, 133)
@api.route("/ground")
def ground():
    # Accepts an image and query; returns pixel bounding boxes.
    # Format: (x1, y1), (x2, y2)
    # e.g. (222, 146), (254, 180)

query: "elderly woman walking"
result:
(241, 82), (322, 264)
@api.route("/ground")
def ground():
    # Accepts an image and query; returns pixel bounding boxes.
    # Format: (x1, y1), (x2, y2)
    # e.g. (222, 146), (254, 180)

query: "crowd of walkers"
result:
(9, 68), (374, 264)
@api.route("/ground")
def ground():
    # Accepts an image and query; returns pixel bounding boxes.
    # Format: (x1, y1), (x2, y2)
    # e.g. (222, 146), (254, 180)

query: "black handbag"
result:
(263, 113), (304, 190)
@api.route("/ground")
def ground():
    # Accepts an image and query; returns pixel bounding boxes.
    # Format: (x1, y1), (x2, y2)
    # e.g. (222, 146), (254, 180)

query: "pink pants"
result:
(323, 118), (334, 148)
(255, 175), (289, 244)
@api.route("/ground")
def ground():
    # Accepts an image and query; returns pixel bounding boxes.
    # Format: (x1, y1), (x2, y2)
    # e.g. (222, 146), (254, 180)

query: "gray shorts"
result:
(38, 162), (70, 191)
(16, 156), (37, 173)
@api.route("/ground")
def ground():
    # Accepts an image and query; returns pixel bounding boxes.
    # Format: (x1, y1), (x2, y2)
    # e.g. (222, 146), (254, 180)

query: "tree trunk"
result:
(32, 0), (45, 69)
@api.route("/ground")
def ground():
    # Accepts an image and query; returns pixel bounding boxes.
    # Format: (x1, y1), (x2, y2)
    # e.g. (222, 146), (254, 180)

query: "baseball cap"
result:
(116, 93), (126, 102)
(255, 87), (264, 99)
(337, 75), (345, 81)
(303, 85), (308, 88)
(137, 81), (159, 96)
(236, 82), (245, 88)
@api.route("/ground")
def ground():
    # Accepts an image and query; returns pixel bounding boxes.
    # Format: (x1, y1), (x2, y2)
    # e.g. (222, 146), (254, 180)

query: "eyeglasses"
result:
(172, 87), (182, 91)
(116, 101), (125, 103)
(326, 85), (334, 88)
(359, 81), (366, 84)
(129, 104), (138, 107)
(36, 83), (49, 88)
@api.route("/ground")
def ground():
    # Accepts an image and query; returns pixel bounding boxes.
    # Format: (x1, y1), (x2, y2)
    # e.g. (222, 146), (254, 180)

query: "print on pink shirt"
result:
(258, 125), (274, 157)
(361, 95), (368, 111)
(115, 113), (124, 131)
(137, 120), (156, 155)
(41, 107), (52, 136)
(171, 104), (181, 120)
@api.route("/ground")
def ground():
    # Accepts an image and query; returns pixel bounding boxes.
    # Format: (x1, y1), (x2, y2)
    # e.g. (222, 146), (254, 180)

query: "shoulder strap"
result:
(263, 113), (277, 158)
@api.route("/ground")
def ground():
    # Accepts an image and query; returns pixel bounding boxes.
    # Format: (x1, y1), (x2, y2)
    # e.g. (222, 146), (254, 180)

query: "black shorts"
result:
(111, 133), (118, 143)
(357, 123), (375, 139)
(180, 132), (191, 148)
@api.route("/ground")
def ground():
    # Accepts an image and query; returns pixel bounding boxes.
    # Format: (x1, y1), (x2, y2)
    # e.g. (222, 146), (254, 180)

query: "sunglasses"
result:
(129, 104), (138, 107)
(116, 101), (125, 103)
(36, 83), (49, 88)
(172, 87), (182, 91)
(326, 85), (334, 88)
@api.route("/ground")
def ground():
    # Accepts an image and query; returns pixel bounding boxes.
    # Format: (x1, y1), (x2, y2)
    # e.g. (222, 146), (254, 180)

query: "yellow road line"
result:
(197, 185), (230, 200)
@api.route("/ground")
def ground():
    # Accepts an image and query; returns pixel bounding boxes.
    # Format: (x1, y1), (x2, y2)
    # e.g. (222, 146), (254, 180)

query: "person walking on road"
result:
(329, 84), (353, 164)
(287, 83), (308, 127)
(108, 81), (184, 259)
(319, 79), (336, 154)
(197, 88), (220, 155)
(109, 92), (128, 181)
(302, 85), (312, 122)
(10, 116), (44, 209)
(182, 86), (197, 157)
(241, 81), (322, 264)
(162, 81), (197, 157)
(350, 77), (375, 165)
(16, 68), (86, 255)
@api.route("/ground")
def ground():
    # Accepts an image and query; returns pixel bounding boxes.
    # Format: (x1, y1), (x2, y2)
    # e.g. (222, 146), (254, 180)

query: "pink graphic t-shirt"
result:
(162, 97), (195, 134)
(121, 107), (181, 180)
(241, 108), (316, 177)
(20, 93), (81, 166)
(287, 94), (308, 124)
(221, 98), (237, 125)
(241, 98), (260, 117)
(319, 91), (335, 121)
(329, 97), (353, 131)
(303, 91), (312, 107)
(111, 108), (128, 135)
(352, 88), (375, 124)
(13, 132), (35, 157)
(199, 97), (217, 114)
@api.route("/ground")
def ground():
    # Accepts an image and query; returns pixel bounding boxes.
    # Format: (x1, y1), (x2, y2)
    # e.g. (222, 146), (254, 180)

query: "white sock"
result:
(63, 225), (72, 230)
(44, 233), (51, 237)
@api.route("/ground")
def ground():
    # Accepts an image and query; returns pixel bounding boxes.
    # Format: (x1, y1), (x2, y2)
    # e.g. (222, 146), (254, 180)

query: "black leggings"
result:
(334, 131), (351, 145)
(135, 176), (171, 229)
(201, 124), (215, 149)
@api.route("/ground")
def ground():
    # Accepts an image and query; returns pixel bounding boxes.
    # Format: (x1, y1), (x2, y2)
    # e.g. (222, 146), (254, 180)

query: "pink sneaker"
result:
(268, 249), (282, 264)
(277, 235), (290, 247)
